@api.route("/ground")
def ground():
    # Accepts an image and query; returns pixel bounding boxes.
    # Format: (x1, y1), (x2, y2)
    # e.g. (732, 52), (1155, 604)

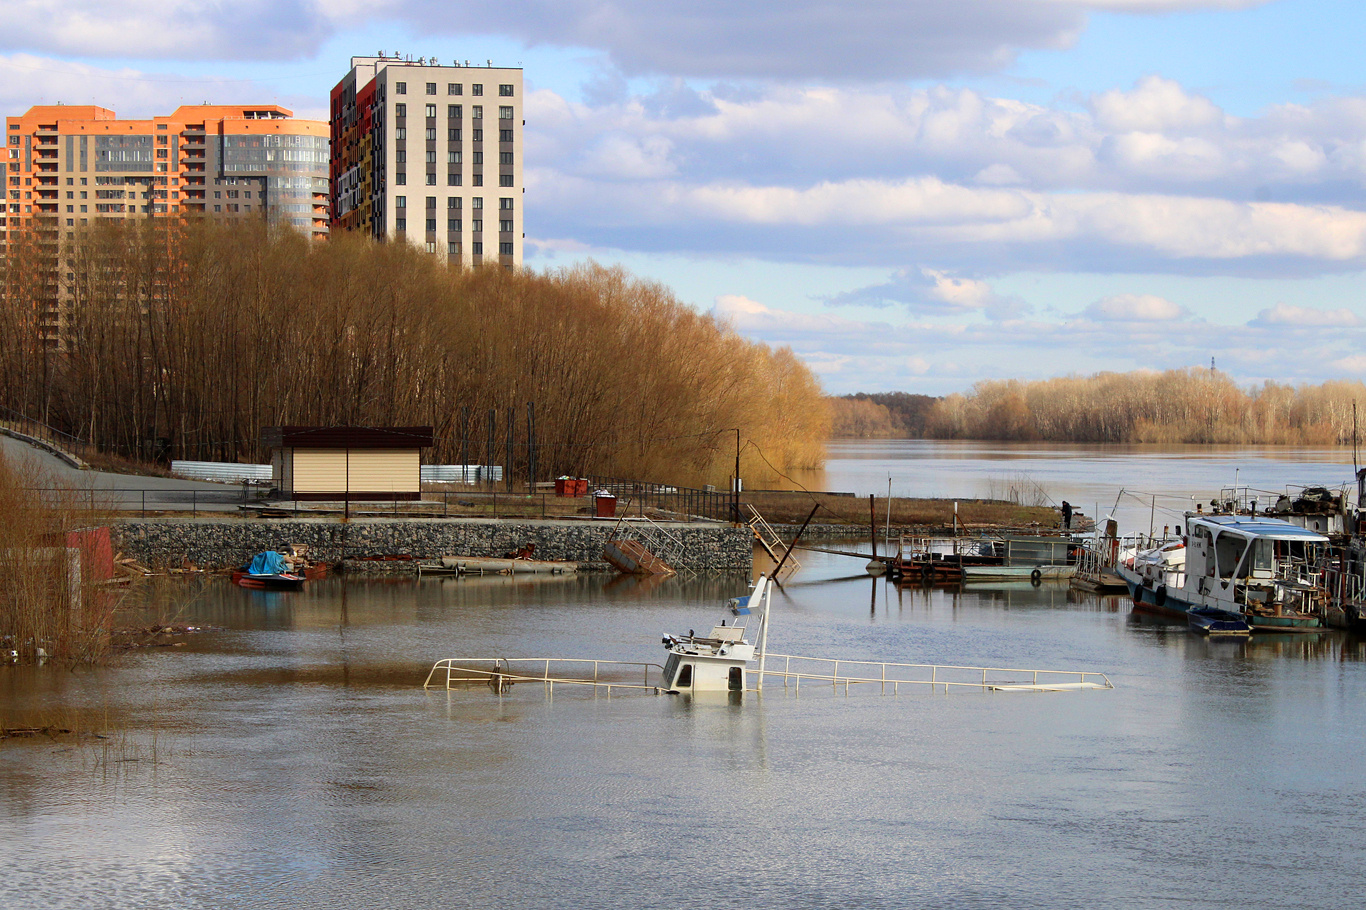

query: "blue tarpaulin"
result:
(247, 551), (289, 576)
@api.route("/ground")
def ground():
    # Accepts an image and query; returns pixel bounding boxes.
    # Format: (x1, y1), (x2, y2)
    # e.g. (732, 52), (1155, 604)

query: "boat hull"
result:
(231, 570), (306, 590)
(1247, 612), (1322, 632)
(1121, 572), (1194, 621)
(1188, 608), (1251, 636)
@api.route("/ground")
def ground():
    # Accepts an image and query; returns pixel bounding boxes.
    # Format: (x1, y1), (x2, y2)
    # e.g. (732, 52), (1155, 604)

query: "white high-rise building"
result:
(330, 55), (523, 268)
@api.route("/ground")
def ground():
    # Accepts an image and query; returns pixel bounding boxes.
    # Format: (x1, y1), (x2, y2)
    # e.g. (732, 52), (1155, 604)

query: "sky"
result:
(6, 0), (1366, 396)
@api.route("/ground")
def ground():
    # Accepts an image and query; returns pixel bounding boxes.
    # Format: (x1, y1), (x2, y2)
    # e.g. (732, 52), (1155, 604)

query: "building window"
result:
(395, 103), (406, 117)
(426, 218), (436, 232)
(499, 84), (514, 97)
(472, 129), (482, 142)
(472, 84), (483, 96)
(396, 151), (407, 164)
(396, 196), (406, 209)
(472, 152), (483, 165)
(448, 105), (461, 119)
(473, 175), (482, 186)
(499, 220), (512, 232)
(424, 128), (435, 140)
(448, 174), (461, 186)
(425, 104), (436, 118)
(448, 84), (461, 95)
(499, 197), (513, 210)
(426, 173), (436, 185)
(396, 173), (406, 185)
(425, 83), (436, 95)
(447, 218), (460, 231)
(472, 241), (482, 254)
(395, 82), (407, 94)
(395, 127), (406, 139)
(499, 152), (513, 164)
(472, 219), (482, 232)
(499, 106), (513, 120)
(426, 151), (437, 164)
(448, 151), (461, 164)
(448, 198), (461, 209)
(472, 106), (482, 119)
(448, 128), (461, 141)
(499, 175), (513, 187)
(472, 197), (483, 209)
(448, 241), (459, 253)
(426, 241), (436, 252)
(499, 242), (514, 255)
(499, 129), (514, 143)
(396, 218), (406, 231)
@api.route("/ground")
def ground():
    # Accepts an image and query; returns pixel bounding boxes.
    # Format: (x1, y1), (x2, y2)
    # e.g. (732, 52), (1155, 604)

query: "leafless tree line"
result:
(0, 219), (828, 486)
(924, 370), (1366, 444)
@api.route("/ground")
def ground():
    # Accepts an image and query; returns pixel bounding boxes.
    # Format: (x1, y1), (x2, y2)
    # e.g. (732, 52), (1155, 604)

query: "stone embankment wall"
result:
(112, 518), (752, 572)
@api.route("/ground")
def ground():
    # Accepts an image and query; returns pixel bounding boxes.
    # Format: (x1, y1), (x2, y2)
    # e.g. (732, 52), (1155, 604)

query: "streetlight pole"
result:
(732, 428), (741, 523)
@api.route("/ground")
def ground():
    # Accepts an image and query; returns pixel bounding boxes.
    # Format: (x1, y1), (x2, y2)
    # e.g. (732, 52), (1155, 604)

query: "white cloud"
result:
(713, 294), (890, 336)
(1085, 294), (1188, 322)
(0, 54), (325, 119)
(1090, 76), (1227, 133)
(1249, 302), (1361, 327)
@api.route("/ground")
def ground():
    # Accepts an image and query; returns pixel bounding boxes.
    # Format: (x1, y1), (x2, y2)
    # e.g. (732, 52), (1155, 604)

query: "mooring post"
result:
(870, 494), (877, 561)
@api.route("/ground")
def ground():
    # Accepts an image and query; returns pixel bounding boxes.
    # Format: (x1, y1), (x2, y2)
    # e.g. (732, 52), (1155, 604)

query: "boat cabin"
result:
(661, 576), (772, 694)
(1184, 514), (1328, 612)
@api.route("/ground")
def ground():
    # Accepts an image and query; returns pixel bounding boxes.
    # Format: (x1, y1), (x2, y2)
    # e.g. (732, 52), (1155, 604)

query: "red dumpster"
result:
(594, 492), (617, 518)
(555, 477), (569, 496)
(574, 478), (589, 496)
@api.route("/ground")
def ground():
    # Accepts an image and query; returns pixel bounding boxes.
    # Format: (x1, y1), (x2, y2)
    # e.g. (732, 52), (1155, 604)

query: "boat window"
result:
(728, 667), (743, 691)
(675, 663), (692, 689)
(663, 653), (679, 687)
(1250, 540), (1274, 578)
(1214, 534), (1247, 578)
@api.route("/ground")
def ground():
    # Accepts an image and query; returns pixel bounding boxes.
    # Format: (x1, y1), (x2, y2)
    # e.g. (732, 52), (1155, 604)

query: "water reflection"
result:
(5, 546), (1366, 908)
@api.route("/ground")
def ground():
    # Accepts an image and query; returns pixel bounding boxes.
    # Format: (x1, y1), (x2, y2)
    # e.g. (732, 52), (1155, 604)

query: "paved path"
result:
(1, 435), (250, 513)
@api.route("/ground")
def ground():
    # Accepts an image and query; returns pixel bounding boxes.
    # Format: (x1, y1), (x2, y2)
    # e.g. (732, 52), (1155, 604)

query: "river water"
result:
(4, 442), (1366, 909)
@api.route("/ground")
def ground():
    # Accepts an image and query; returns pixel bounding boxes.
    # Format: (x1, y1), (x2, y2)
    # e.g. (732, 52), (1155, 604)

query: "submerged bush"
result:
(0, 456), (121, 665)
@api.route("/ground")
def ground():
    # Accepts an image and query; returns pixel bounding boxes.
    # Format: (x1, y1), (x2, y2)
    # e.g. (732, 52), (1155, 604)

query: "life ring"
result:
(1132, 585), (1144, 606)
(1030, 568), (1043, 585)
(1155, 585), (1167, 607)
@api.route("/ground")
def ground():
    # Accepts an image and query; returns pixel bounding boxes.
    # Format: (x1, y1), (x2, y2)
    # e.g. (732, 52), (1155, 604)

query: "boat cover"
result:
(247, 551), (289, 576)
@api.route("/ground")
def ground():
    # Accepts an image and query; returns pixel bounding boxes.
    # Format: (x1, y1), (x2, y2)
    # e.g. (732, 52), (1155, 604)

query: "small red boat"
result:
(232, 551), (307, 590)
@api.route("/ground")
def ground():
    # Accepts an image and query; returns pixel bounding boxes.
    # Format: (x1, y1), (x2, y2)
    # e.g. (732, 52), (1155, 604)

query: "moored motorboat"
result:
(1117, 512), (1331, 632)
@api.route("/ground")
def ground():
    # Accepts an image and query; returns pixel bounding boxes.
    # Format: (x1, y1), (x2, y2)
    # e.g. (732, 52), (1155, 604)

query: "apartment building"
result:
(1, 103), (329, 248)
(330, 55), (523, 267)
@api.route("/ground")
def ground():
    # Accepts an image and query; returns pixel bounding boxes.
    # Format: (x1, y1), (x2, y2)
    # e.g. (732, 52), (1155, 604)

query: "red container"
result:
(594, 493), (617, 518)
(555, 478), (568, 496)
(575, 478), (589, 496)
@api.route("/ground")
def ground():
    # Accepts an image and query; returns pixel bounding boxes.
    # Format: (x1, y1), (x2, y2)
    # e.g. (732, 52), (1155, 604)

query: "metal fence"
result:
(0, 406), (96, 463)
(580, 474), (734, 522)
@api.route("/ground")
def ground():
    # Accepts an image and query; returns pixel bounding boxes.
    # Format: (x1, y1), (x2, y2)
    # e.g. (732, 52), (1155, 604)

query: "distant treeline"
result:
(834, 370), (1364, 444)
(927, 371), (1365, 444)
(0, 220), (827, 486)
(828, 392), (939, 437)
